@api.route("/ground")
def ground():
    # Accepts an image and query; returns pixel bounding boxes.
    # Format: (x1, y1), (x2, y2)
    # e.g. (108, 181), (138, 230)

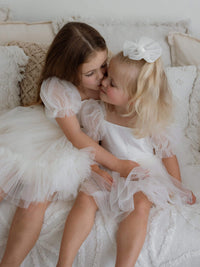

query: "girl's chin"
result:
(99, 87), (106, 94)
(99, 91), (105, 98)
(100, 93), (109, 103)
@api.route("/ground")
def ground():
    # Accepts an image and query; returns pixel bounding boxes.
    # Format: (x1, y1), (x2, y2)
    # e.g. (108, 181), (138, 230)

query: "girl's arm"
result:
(162, 155), (181, 182)
(162, 155), (196, 204)
(56, 115), (138, 177)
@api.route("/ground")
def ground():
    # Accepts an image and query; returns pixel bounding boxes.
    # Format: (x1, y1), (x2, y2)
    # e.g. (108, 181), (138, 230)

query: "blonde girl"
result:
(57, 37), (196, 267)
(0, 22), (136, 267)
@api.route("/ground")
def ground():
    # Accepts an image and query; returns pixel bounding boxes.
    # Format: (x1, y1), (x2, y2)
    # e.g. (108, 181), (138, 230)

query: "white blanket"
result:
(0, 166), (200, 267)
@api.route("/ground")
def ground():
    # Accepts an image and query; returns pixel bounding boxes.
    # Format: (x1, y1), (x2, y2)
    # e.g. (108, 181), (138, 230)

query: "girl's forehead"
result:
(108, 59), (126, 76)
(108, 59), (138, 89)
(109, 58), (138, 76)
(81, 50), (108, 73)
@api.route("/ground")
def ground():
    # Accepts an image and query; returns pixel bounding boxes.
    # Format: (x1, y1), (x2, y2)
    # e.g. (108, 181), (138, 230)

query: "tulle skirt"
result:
(81, 156), (193, 224)
(0, 105), (94, 208)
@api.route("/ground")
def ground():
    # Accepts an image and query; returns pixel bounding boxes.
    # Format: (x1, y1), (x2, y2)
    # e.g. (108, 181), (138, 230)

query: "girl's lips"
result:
(100, 87), (106, 94)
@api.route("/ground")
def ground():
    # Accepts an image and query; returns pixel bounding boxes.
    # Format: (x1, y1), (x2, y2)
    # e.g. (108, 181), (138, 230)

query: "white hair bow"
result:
(123, 37), (162, 63)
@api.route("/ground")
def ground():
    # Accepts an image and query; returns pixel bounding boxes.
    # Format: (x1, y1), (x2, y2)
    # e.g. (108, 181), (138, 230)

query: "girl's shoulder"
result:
(80, 99), (106, 141)
(81, 99), (106, 117)
(149, 126), (177, 158)
(41, 77), (81, 99)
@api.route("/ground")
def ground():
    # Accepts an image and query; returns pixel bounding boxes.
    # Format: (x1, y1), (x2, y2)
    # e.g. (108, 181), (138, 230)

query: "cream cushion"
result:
(168, 32), (200, 163)
(0, 21), (54, 44)
(168, 32), (200, 66)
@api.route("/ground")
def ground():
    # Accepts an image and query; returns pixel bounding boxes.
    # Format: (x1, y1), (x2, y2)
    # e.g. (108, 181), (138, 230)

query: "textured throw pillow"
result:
(186, 67), (200, 163)
(166, 65), (197, 130)
(8, 41), (49, 106)
(165, 65), (197, 166)
(52, 18), (190, 66)
(0, 45), (28, 112)
(168, 32), (200, 66)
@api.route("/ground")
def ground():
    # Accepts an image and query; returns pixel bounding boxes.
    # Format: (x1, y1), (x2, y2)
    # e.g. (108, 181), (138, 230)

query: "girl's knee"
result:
(16, 201), (49, 219)
(75, 192), (98, 211)
(134, 192), (152, 217)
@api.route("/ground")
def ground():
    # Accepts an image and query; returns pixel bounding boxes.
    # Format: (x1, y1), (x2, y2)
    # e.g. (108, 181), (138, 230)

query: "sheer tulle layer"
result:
(81, 157), (192, 223)
(0, 106), (94, 208)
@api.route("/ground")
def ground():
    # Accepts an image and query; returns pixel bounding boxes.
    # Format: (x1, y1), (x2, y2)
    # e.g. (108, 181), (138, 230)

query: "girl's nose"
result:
(102, 76), (109, 87)
(97, 69), (104, 81)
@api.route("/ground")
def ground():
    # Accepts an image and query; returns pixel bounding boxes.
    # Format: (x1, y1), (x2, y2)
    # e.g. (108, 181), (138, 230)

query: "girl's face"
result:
(79, 50), (108, 92)
(100, 59), (130, 108)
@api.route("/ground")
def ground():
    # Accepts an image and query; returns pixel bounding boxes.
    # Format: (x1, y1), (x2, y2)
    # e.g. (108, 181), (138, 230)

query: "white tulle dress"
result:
(0, 77), (94, 208)
(79, 99), (193, 223)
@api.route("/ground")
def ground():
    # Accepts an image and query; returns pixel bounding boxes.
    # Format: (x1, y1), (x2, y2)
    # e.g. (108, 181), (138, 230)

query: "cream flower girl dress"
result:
(79, 99), (193, 224)
(0, 77), (94, 208)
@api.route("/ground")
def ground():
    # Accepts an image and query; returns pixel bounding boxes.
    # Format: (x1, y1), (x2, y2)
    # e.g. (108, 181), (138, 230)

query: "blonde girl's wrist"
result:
(108, 157), (122, 173)
(113, 158), (125, 174)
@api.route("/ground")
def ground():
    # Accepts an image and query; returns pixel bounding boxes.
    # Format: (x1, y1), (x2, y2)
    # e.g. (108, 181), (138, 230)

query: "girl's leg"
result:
(57, 192), (98, 267)
(0, 201), (50, 267)
(115, 192), (152, 267)
(0, 189), (5, 202)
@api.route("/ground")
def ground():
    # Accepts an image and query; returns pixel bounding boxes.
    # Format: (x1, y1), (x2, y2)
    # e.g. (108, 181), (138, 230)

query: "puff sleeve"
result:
(80, 99), (106, 142)
(40, 77), (82, 118)
(150, 128), (176, 158)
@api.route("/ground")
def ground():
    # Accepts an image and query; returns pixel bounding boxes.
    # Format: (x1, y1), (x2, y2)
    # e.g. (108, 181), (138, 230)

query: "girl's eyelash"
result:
(85, 72), (93, 77)
(85, 63), (106, 76)
(110, 80), (115, 87)
(101, 63), (107, 68)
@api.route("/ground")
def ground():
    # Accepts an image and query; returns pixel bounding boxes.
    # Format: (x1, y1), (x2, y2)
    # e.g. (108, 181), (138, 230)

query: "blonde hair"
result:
(110, 52), (173, 138)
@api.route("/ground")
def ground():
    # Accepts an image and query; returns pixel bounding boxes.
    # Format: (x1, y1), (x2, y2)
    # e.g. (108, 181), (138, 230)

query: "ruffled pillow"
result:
(0, 45), (28, 112)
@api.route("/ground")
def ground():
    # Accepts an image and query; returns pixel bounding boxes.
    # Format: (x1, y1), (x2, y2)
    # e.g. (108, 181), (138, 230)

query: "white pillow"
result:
(52, 18), (190, 66)
(0, 46), (28, 111)
(165, 65), (197, 166)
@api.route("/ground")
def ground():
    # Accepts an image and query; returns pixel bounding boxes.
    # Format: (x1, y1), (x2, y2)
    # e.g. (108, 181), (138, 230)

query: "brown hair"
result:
(36, 22), (107, 104)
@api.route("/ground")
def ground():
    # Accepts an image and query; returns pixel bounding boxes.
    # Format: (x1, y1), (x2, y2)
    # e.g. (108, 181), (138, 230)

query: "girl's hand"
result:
(117, 159), (140, 178)
(91, 164), (113, 186)
(188, 191), (196, 205)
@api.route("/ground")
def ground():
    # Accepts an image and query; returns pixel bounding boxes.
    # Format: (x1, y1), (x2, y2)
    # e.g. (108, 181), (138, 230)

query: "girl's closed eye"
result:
(84, 61), (107, 78)
(110, 79), (116, 87)
(85, 71), (94, 77)
(101, 63), (107, 69)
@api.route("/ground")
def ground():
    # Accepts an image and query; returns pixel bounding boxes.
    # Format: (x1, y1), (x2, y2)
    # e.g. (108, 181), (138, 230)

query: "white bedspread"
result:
(0, 165), (200, 267)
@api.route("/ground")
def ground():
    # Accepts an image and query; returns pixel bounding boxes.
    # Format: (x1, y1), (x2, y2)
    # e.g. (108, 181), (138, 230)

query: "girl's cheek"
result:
(107, 89), (117, 101)
(106, 89), (113, 98)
